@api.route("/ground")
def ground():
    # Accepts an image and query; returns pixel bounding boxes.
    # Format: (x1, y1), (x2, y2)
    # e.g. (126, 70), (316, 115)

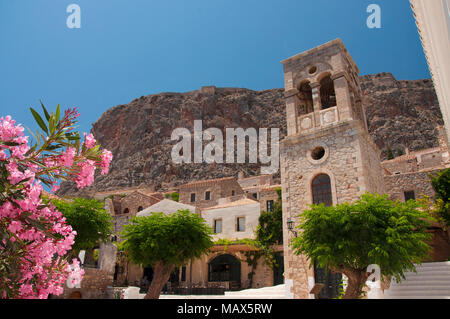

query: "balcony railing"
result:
(297, 106), (339, 134)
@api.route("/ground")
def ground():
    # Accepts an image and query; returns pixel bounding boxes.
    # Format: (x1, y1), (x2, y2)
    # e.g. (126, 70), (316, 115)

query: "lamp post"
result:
(287, 218), (298, 237)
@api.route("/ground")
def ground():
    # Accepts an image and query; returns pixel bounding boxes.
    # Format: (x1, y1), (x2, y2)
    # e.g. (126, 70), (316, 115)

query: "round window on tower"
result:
(308, 66), (318, 75)
(311, 147), (325, 160)
(307, 144), (329, 165)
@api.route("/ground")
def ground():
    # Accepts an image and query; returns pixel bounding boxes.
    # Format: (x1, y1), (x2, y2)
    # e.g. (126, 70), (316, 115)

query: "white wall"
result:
(202, 203), (261, 240)
(410, 0), (450, 144)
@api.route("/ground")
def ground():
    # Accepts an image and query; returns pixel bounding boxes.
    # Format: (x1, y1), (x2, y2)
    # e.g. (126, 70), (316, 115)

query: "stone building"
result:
(381, 128), (450, 262)
(382, 147), (446, 203)
(178, 176), (245, 209)
(237, 173), (273, 200)
(177, 195), (283, 291)
(63, 37), (449, 299)
(237, 173), (282, 214)
(202, 197), (261, 241)
(105, 177), (284, 294)
(112, 200), (198, 289)
(102, 190), (163, 241)
(279, 39), (450, 299)
(56, 243), (118, 299)
(280, 39), (387, 299)
(98, 189), (165, 288)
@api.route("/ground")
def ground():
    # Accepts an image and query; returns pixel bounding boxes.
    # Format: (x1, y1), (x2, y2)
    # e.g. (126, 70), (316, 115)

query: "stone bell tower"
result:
(280, 39), (385, 299)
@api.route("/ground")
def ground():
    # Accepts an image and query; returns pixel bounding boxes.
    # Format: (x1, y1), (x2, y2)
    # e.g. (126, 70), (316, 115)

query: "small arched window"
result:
(319, 75), (337, 110)
(137, 206), (143, 212)
(123, 208), (129, 215)
(297, 81), (314, 115)
(312, 174), (332, 207)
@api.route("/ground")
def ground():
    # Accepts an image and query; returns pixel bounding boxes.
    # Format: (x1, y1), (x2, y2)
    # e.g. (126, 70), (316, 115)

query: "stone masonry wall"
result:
(358, 127), (385, 195)
(179, 178), (244, 209)
(383, 169), (439, 202)
(281, 120), (366, 299)
(60, 268), (114, 299)
(116, 191), (160, 215)
(258, 186), (281, 215)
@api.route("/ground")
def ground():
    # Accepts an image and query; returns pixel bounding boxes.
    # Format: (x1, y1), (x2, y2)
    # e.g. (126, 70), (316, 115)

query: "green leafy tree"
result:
(256, 188), (282, 247)
(429, 168), (450, 227)
(50, 197), (114, 260)
(291, 193), (432, 299)
(165, 192), (179, 202)
(120, 210), (213, 299)
(430, 168), (450, 202)
(255, 188), (283, 267)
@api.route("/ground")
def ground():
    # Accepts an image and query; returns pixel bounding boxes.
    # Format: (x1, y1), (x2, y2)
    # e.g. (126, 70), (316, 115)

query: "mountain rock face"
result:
(57, 73), (443, 196)
(360, 73), (443, 157)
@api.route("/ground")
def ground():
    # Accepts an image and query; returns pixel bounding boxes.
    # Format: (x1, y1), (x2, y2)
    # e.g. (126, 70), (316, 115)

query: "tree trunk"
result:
(144, 262), (175, 299)
(342, 269), (369, 299)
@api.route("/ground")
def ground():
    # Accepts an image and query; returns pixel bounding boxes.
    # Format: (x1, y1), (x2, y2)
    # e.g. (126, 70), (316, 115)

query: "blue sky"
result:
(0, 0), (429, 135)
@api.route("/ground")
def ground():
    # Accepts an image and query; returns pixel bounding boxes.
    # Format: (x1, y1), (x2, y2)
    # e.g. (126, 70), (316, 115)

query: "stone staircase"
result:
(384, 262), (450, 299)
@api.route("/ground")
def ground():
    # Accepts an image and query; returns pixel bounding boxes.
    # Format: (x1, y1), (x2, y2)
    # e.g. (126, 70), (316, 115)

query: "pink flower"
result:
(0, 116), (24, 141)
(75, 159), (96, 188)
(19, 284), (33, 296)
(8, 221), (22, 234)
(44, 158), (56, 168)
(59, 147), (76, 167)
(83, 133), (96, 149)
(0, 113), (111, 299)
(100, 149), (113, 175)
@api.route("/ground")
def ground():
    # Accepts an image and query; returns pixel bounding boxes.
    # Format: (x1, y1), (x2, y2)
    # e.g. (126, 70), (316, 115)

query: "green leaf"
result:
(55, 104), (60, 123)
(30, 107), (48, 135)
(40, 100), (51, 121)
(46, 144), (62, 151)
(64, 132), (80, 141)
(49, 115), (55, 135)
(2, 141), (21, 147)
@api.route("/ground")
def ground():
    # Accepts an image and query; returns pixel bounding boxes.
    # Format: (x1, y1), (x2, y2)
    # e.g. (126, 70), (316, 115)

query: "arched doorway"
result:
(208, 254), (241, 289)
(311, 173), (342, 298)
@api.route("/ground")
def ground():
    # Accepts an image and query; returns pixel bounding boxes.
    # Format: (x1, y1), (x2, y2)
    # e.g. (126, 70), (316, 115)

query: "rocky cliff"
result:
(57, 73), (443, 196)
